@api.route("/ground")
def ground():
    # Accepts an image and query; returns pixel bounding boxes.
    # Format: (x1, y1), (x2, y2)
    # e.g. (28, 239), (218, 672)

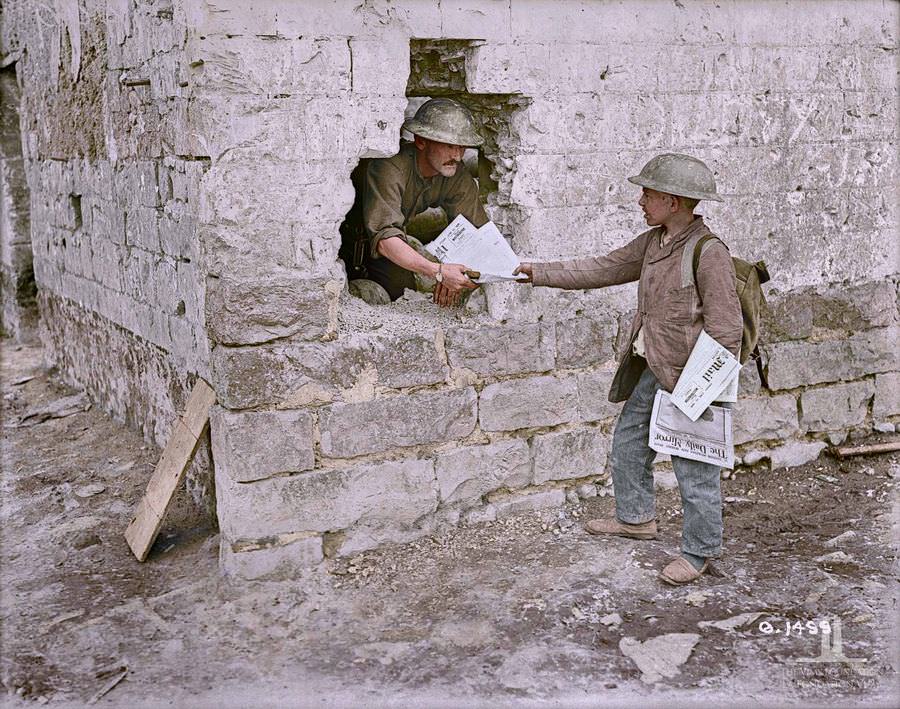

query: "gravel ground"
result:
(2, 340), (898, 708)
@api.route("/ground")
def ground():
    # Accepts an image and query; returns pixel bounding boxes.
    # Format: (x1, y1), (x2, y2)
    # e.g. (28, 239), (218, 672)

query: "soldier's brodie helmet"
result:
(627, 153), (723, 202)
(403, 98), (484, 148)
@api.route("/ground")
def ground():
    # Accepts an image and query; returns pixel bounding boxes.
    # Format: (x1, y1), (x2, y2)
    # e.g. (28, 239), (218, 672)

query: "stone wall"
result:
(3, 1), (897, 578)
(196, 1), (897, 579)
(1, 0), (213, 510)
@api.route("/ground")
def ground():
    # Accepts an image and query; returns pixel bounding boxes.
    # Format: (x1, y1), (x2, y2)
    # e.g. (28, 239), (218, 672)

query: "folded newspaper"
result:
(670, 330), (741, 421)
(424, 215), (527, 283)
(649, 390), (735, 469)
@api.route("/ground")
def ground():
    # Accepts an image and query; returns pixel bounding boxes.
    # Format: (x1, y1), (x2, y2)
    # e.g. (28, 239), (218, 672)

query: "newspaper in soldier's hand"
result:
(670, 330), (741, 421)
(425, 215), (527, 283)
(649, 390), (734, 468)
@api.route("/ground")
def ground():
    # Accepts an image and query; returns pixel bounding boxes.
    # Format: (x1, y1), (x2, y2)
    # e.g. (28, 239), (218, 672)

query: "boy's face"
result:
(638, 187), (677, 226)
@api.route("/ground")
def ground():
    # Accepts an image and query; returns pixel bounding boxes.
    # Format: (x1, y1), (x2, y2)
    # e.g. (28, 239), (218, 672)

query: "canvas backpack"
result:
(682, 233), (771, 387)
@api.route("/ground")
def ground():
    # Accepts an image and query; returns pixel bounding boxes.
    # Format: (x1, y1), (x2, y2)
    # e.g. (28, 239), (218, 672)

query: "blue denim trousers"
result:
(610, 366), (723, 558)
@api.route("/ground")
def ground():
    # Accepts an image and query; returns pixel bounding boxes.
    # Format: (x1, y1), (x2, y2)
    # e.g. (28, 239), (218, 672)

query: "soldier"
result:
(515, 154), (743, 585)
(339, 98), (487, 307)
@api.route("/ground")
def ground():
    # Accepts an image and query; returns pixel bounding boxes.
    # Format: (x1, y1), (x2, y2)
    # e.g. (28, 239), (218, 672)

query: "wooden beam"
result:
(832, 439), (900, 458)
(125, 379), (216, 562)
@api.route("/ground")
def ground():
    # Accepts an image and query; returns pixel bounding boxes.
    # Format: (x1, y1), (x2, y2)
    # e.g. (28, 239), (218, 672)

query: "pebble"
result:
(577, 483), (598, 498)
(814, 551), (854, 564)
(74, 483), (106, 498)
(823, 530), (857, 548)
(599, 612), (622, 626)
(742, 450), (768, 466)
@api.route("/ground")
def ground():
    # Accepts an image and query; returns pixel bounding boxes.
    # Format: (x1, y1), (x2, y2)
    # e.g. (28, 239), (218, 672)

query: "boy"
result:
(515, 154), (743, 585)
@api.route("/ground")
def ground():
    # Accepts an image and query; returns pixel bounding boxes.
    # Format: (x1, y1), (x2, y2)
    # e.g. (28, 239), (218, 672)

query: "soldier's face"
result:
(417, 138), (465, 178)
(638, 188), (677, 226)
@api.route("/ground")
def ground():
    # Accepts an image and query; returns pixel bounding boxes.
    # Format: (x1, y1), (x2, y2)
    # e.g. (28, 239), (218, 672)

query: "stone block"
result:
(532, 428), (609, 484)
(733, 394), (799, 445)
(212, 337), (373, 409)
(435, 439), (532, 506)
(220, 532), (324, 580)
(442, 0), (511, 41)
(187, 94), (405, 165)
(873, 372), (900, 419)
(200, 160), (354, 231)
(555, 316), (617, 369)
(349, 36), (409, 96)
(372, 331), (448, 389)
(765, 327), (899, 391)
(491, 488), (566, 518)
(206, 274), (339, 346)
(445, 322), (555, 377)
(201, 223), (296, 276)
(215, 458), (438, 541)
(319, 388), (478, 458)
(464, 42), (552, 94)
(124, 206), (161, 252)
(763, 280), (898, 342)
(159, 201), (198, 261)
(210, 407), (314, 483)
(770, 441), (827, 470)
(800, 380), (876, 432)
(188, 36), (352, 96)
(576, 369), (622, 422)
(479, 375), (579, 432)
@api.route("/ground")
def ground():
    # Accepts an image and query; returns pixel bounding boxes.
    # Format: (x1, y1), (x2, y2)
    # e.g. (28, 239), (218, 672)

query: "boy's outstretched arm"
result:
(514, 230), (654, 290)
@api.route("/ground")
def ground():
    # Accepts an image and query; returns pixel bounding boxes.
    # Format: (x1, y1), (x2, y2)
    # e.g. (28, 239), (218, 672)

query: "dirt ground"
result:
(2, 340), (898, 708)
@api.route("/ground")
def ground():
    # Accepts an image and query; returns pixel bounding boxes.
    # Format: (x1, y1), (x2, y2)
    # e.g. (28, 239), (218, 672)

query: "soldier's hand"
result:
(433, 282), (461, 308)
(513, 263), (533, 283)
(441, 263), (478, 292)
(433, 264), (476, 308)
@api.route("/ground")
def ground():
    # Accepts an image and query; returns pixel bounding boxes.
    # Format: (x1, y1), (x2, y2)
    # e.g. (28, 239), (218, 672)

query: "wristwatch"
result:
(434, 264), (443, 283)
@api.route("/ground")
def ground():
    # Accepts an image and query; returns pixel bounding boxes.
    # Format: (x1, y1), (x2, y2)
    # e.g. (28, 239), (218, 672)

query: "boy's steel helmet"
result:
(402, 98), (484, 147)
(627, 153), (723, 202)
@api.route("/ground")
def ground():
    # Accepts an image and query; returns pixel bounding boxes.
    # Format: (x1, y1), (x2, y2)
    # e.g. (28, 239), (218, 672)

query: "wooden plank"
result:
(125, 379), (216, 562)
(181, 379), (217, 439)
(833, 440), (900, 458)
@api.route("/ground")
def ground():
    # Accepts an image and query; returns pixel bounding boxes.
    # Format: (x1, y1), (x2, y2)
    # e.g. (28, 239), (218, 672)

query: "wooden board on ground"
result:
(125, 379), (216, 561)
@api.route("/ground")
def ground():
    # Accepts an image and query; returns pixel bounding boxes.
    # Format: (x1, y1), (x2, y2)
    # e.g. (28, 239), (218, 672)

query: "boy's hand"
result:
(513, 263), (533, 283)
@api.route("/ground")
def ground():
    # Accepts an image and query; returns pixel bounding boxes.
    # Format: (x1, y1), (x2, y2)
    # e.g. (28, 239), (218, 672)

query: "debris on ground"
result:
(618, 633), (700, 684)
(2, 342), (898, 706)
(15, 392), (91, 427)
(697, 612), (763, 632)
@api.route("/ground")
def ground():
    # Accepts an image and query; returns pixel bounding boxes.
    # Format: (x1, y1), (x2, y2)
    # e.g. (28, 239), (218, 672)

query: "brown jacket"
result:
(533, 217), (743, 402)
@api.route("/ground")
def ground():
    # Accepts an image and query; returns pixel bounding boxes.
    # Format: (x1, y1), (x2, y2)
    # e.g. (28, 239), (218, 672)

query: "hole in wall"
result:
(338, 38), (528, 312)
(0, 62), (37, 339)
(69, 193), (83, 229)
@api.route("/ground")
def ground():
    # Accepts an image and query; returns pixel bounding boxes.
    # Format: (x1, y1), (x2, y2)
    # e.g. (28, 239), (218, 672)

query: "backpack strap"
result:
(680, 232), (723, 291)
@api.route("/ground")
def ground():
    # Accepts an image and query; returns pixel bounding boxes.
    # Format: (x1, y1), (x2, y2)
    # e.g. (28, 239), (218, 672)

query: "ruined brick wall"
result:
(3, 1), (897, 577)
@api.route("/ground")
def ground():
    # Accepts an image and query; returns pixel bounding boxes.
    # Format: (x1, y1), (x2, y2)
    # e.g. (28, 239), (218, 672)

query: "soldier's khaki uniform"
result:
(341, 142), (487, 300)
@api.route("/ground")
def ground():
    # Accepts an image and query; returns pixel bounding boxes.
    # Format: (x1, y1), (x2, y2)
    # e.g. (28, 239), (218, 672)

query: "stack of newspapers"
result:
(425, 215), (528, 283)
(649, 331), (740, 468)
